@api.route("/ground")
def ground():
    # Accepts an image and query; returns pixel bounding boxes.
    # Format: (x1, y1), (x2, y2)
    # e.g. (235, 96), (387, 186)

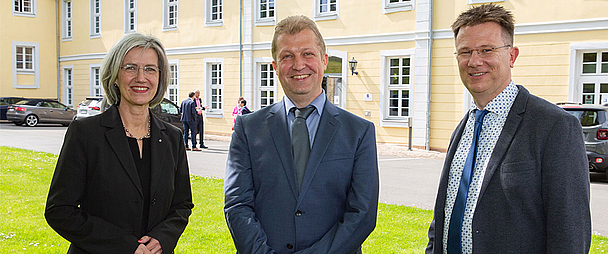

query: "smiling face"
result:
(455, 22), (519, 108)
(272, 29), (328, 107)
(116, 47), (159, 109)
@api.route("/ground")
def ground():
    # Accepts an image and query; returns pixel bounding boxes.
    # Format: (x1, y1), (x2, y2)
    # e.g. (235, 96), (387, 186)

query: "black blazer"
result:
(45, 106), (194, 254)
(426, 86), (591, 253)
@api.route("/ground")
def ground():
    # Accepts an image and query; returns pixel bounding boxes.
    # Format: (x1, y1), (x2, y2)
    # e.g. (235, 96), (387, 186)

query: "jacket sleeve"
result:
(542, 114), (591, 253)
(146, 129), (194, 252)
(297, 122), (380, 254)
(224, 116), (276, 254)
(45, 120), (140, 254)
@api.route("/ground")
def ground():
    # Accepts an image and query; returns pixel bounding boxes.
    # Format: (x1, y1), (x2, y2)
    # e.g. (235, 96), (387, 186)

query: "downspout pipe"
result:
(425, 0), (434, 150)
(239, 0), (243, 97)
(56, 0), (61, 101)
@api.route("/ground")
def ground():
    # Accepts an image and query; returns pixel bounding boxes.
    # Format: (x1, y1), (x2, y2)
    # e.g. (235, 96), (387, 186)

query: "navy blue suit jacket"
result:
(426, 86), (591, 253)
(179, 98), (196, 123)
(224, 100), (379, 254)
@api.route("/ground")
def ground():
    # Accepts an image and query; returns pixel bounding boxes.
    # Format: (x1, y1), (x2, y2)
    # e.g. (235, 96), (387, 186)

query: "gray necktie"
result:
(292, 107), (315, 191)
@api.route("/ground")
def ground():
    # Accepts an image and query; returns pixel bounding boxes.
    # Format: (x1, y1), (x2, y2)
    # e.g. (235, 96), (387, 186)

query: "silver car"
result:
(560, 103), (608, 179)
(7, 99), (76, 127)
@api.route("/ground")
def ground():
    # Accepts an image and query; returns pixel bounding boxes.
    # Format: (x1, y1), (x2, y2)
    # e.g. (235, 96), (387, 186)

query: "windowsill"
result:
(255, 18), (275, 27)
(380, 118), (411, 128)
(468, 0), (507, 4)
(62, 37), (73, 42)
(206, 112), (224, 118)
(314, 12), (338, 21)
(90, 34), (101, 39)
(162, 26), (178, 32)
(17, 70), (36, 75)
(13, 12), (36, 18)
(205, 20), (223, 27)
(383, 3), (413, 14)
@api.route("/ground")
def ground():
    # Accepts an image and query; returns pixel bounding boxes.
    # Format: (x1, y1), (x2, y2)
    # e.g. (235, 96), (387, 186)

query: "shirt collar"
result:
(470, 80), (519, 116)
(283, 90), (326, 117)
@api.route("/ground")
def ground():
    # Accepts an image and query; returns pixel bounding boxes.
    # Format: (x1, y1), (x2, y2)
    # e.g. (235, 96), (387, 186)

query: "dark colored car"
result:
(151, 98), (183, 131)
(7, 99), (76, 127)
(559, 103), (608, 179)
(0, 97), (26, 120)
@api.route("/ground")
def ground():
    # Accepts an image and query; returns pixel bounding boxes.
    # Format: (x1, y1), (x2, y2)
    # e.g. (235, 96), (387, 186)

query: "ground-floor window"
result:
(205, 59), (224, 117)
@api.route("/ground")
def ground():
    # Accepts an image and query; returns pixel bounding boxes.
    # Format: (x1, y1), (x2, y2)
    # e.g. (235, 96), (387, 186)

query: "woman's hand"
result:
(138, 236), (163, 254)
(134, 244), (152, 254)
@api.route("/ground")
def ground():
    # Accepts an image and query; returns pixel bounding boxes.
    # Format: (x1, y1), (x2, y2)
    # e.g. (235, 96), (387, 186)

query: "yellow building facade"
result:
(2, 0), (607, 151)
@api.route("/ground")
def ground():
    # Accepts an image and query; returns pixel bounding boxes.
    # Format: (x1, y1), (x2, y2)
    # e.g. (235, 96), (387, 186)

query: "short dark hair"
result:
(452, 4), (515, 45)
(240, 99), (247, 106)
(188, 92), (195, 98)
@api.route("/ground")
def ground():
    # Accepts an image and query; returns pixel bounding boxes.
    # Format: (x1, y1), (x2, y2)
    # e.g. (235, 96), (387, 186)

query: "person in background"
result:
(224, 15), (379, 253)
(193, 90), (209, 149)
(231, 96), (244, 130)
(239, 99), (252, 115)
(425, 4), (590, 254)
(45, 33), (194, 254)
(180, 91), (200, 151)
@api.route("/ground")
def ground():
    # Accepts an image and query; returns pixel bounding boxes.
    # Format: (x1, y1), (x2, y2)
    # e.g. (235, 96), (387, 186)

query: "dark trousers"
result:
(196, 114), (204, 146)
(182, 121), (197, 148)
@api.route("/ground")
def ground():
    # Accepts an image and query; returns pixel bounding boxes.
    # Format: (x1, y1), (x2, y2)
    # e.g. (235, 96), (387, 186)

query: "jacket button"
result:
(151, 199), (156, 206)
(295, 210), (302, 216)
(286, 244), (293, 249)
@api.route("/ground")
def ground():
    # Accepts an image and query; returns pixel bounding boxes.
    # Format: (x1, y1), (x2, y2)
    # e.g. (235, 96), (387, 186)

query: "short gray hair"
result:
(101, 33), (170, 107)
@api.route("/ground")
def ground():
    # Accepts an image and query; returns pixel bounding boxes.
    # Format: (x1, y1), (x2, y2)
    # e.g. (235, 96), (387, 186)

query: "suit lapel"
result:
(103, 106), (144, 198)
(297, 102), (340, 205)
(477, 86), (528, 202)
(149, 113), (168, 197)
(268, 102), (299, 199)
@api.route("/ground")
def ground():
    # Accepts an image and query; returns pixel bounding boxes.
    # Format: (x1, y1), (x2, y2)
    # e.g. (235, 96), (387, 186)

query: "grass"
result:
(1, 146), (607, 253)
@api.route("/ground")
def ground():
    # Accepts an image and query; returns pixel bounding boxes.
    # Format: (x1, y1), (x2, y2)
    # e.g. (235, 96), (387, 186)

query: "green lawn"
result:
(1, 147), (607, 253)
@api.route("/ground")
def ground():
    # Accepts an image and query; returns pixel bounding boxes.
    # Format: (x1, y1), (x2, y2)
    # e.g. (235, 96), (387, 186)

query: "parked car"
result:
(74, 97), (106, 120)
(7, 99), (76, 127)
(559, 103), (608, 179)
(151, 98), (183, 131)
(0, 97), (27, 120)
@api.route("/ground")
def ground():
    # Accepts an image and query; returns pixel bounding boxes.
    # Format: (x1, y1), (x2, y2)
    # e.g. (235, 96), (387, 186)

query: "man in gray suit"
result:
(426, 4), (591, 254)
(224, 15), (379, 254)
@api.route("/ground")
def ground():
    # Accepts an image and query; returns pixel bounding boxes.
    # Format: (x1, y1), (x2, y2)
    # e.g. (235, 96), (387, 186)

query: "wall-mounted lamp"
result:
(349, 57), (359, 75)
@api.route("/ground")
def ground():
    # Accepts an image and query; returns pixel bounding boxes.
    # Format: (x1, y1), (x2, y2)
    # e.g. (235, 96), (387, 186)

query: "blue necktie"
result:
(447, 109), (489, 254)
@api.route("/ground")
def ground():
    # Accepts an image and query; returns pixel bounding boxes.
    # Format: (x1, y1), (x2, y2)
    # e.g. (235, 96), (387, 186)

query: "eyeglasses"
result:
(120, 64), (159, 76)
(455, 45), (512, 60)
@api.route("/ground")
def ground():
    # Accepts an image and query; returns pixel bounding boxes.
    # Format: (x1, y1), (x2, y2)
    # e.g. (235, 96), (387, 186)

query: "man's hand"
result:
(138, 236), (163, 254)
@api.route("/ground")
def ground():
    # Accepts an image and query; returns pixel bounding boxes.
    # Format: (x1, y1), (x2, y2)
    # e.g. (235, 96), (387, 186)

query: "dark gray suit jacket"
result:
(45, 106), (194, 254)
(426, 86), (591, 253)
(224, 100), (379, 254)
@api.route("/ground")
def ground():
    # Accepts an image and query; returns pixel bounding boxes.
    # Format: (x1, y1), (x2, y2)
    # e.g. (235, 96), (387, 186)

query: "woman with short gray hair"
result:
(45, 33), (194, 254)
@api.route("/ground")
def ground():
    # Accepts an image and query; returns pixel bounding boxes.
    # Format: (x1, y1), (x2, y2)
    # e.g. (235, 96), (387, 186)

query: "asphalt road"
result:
(1, 122), (607, 237)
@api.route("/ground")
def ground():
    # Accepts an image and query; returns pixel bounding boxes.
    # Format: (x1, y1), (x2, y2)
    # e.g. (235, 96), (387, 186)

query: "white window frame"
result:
(468, 0), (507, 4)
(380, 49), (415, 128)
(569, 42), (608, 105)
(255, 0), (275, 26)
(90, 64), (103, 97)
(166, 60), (180, 105)
(63, 0), (73, 40)
(13, 0), (36, 17)
(205, 0), (223, 27)
(124, 0), (137, 33)
(313, 0), (338, 21)
(12, 41), (40, 89)
(90, 0), (102, 38)
(64, 66), (74, 106)
(163, 0), (178, 31)
(204, 58), (224, 117)
(254, 58), (277, 110)
(383, 0), (413, 14)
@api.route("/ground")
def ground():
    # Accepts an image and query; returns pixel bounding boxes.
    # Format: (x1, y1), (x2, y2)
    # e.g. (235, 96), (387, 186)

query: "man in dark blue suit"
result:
(180, 91), (199, 151)
(224, 15), (379, 254)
